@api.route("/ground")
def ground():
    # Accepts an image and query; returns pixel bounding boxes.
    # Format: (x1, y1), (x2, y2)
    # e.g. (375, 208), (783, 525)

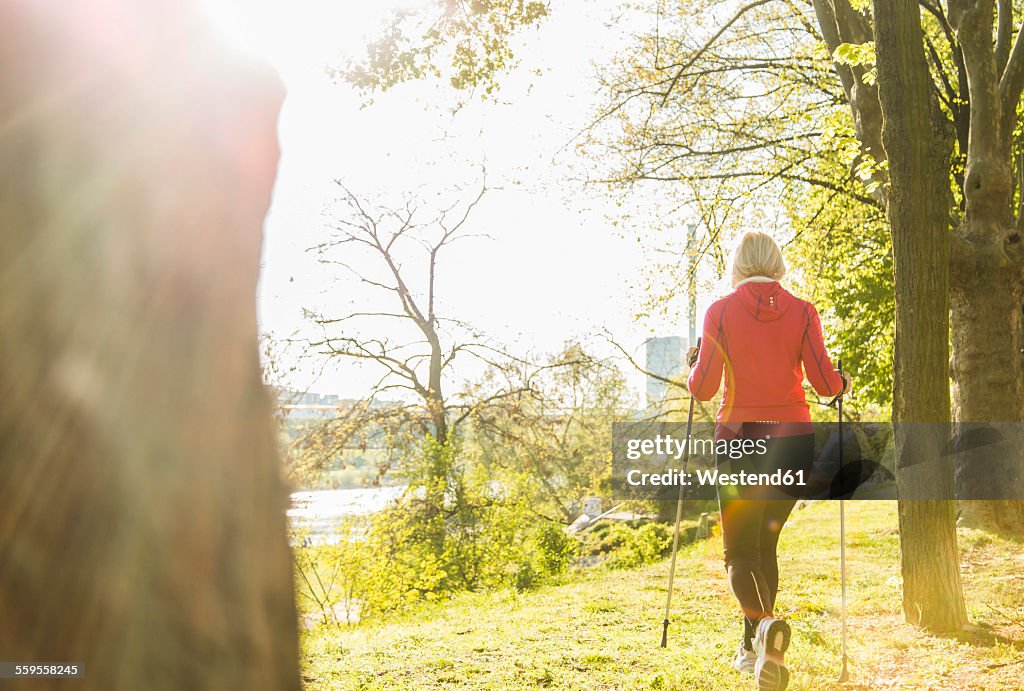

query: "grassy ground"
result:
(301, 502), (1024, 689)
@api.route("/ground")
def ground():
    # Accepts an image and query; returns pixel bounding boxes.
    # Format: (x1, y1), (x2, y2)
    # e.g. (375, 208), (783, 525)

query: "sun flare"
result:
(200, 0), (432, 74)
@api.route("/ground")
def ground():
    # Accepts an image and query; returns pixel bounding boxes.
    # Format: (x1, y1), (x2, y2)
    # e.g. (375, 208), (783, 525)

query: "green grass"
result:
(300, 502), (1024, 689)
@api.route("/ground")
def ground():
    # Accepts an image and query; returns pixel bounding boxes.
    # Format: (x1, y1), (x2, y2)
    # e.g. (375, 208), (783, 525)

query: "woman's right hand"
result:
(839, 370), (852, 396)
(686, 346), (699, 368)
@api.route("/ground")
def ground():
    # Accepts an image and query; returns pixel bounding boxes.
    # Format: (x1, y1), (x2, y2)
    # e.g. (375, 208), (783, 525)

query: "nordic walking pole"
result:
(836, 359), (849, 683)
(661, 336), (701, 648)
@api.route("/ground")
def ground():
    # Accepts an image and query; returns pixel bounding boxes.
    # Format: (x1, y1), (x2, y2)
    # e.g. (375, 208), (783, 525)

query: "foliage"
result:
(833, 41), (876, 85)
(600, 522), (671, 569)
(465, 343), (634, 522)
(280, 403), (421, 488)
(582, 0), (857, 263)
(784, 115), (894, 413)
(303, 183), (549, 488)
(288, 342), (636, 619)
(292, 523), (372, 626)
(534, 520), (578, 578)
(340, 1), (549, 96)
(513, 521), (579, 591)
(583, 0), (892, 413)
(363, 438), (519, 612)
(261, 331), (422, 488)
(294, 437), (584, 623)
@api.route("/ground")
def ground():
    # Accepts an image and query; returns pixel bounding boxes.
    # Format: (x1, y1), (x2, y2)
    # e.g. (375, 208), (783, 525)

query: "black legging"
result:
(716, 431), (815, 649)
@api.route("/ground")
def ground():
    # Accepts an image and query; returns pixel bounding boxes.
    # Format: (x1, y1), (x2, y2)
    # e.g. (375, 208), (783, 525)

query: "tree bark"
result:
(896, 501), (968, 630)
(811, 0), (883, 151)
(0, 2), (300, 688)
(950, 249), (1024, 532)
(816, 0), (1024, 533)
(946, 0), (1024, 531)
(950, 254), (1022, 420)
(812, 0), (888, 204)
(872, 0), (968, 631)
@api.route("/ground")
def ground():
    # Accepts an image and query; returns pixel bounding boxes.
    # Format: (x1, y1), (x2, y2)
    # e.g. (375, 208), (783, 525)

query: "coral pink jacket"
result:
(686, 280), (844, 423)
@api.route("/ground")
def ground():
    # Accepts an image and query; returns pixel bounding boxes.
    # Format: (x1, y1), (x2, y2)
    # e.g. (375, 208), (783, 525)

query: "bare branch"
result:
(660, 0), (776, 106)
(450, 385), (534, 430)
(313, 311), (410, 324)
(603, 330), (685, 388)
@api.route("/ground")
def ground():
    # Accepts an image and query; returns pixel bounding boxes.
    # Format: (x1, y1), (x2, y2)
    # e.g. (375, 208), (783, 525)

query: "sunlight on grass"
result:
(300, 502), (1024, 689)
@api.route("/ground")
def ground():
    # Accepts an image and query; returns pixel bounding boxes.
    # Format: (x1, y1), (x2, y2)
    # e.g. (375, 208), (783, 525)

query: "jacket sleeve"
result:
(687, 303), (724, 401)
(801, 303), (844, 396)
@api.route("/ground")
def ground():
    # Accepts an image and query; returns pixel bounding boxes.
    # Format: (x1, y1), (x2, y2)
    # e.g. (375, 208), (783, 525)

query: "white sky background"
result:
(204, 0), (719, 401)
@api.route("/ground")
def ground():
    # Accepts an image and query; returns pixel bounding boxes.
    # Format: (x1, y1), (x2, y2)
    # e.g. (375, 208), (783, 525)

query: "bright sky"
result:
(203, 1), (717, 400)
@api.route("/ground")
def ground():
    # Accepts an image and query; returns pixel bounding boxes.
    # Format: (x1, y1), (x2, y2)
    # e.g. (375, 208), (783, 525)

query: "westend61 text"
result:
(625, 468), (807, 488)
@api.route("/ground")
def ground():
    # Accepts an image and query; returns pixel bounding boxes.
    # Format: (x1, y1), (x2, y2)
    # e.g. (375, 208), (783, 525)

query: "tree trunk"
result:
(950, 251), (1022, 421)
(951, 248), (1024, 532)
(428, 336), (448, 445)
(872, 0), (968, 631)
(0, 3), (300, 689)
(897, 501), (968, 629)
(811, 0), (1024, 534)
(811, 0), (888, 206)
(946, 0), (1024, 533)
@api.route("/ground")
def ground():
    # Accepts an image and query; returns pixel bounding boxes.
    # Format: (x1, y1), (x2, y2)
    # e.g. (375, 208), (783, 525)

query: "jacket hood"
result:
(733, 280), (792, 322)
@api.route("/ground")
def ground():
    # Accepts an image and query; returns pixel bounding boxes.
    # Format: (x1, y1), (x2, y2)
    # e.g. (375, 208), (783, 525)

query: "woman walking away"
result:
(686, 232), (850, 691)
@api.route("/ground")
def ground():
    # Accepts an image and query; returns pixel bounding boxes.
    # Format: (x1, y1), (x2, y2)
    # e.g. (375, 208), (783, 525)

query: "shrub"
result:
(535, 520), (579, 578)
(604, 522), (672, 569)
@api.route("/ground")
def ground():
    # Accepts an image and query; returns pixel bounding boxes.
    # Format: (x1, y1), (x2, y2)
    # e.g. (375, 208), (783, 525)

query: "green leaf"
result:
(833, 42), (876, 68)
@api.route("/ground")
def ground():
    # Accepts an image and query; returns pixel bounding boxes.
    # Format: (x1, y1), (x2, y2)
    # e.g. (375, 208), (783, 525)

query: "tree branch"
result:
(1000, 18), (1024, 111)
(603, 332), (686, 388)
(995, 0), (1013, 71)
(660, 0), (776, 106)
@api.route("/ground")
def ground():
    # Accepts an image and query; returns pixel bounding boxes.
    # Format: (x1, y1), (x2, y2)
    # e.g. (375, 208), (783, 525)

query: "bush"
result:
(535, 520), (579, 578)
(296, 438), (584, 619)
(297, 437), (710, 622)
(512, 560), (542, 592)
(292, 521), (371, 626)
(604, 522), (672, 570)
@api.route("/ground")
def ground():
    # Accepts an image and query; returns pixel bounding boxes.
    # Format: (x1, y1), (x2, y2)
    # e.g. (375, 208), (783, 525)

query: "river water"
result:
(287, 485), (405, 543)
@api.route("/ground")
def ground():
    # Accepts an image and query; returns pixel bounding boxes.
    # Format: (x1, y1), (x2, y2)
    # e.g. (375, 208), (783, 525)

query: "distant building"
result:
(274, 388), (347, 420)
(272, 388), (406, 422)
(645, 336), (690, 407)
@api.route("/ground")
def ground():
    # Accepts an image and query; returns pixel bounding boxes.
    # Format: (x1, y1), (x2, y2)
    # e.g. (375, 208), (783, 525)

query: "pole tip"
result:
(837, 656), (849, 683)
(660, 619), (669, 648)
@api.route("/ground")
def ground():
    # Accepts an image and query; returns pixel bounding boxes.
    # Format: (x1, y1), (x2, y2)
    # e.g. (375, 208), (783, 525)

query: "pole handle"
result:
(827, 358), (844, 408)
(687, 336), (703, 368)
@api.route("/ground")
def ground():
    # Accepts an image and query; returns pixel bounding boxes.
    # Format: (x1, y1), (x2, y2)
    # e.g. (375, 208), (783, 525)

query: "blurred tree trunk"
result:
(0, 2), (300, 688)
(872, 0), (967, 632)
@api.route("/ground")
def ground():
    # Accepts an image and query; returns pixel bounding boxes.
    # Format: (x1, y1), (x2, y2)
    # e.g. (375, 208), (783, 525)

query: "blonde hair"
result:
(730, 231), (787, 287)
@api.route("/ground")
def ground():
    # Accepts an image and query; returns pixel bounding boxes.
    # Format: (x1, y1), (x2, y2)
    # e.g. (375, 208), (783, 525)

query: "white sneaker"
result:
(752, 617), (791, 691)
(731, 645), (756, 674)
